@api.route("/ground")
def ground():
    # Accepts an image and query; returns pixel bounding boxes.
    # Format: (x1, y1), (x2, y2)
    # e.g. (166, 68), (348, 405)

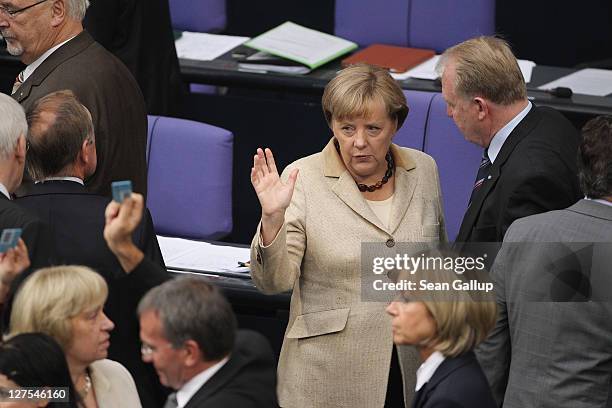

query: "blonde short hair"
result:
(400, 252), (497, 357)
(322, 63), (408, 130)
(437, 36), (526, 105)
(9, 266), (108, 350)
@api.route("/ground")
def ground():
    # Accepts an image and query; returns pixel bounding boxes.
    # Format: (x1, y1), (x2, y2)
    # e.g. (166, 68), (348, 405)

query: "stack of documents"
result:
(538, 68), (612, 96)
(243, 21), (357, 72)
(390, 56), (536, 83)
(175, 32), (250, 61)
(158, 236), (250, 274)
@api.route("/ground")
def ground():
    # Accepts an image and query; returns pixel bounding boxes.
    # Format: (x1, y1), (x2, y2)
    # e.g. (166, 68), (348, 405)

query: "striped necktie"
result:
(11, 70), (25, 95)
(468, 149), (491, 206)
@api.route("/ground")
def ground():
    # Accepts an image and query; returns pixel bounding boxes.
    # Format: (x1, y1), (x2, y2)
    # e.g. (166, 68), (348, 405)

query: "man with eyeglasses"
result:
(0, 0), (148, 200)
(138, 277), (279, 408)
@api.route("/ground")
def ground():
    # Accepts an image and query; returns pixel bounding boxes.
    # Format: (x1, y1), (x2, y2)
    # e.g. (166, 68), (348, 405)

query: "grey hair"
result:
(138, 277), (237, 361)
(66, 0), (90, 20)
(0, 93), (27, 160)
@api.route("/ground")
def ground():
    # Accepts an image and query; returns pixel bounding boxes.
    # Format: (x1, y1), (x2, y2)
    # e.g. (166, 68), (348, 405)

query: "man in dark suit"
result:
(15, 90), (168, 407)
(1, 0), (148, 197)
(437, 36), (581, 243)
(139, 277), (279, 408)
(476, 116), (612, 407)
(0, 94), (50, 272)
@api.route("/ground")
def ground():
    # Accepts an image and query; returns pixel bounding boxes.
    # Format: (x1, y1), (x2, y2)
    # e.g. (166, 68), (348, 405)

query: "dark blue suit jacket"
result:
(412, 351), (496, 408)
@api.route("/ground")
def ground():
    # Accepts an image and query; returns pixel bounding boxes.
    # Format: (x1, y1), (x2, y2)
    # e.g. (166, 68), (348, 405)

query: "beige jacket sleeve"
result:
(250, 166), (307, 294)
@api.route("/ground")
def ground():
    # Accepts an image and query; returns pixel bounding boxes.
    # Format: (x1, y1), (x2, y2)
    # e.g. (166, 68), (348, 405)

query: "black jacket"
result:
(412, 352), (496, 408)
(456, 105), (581, 244)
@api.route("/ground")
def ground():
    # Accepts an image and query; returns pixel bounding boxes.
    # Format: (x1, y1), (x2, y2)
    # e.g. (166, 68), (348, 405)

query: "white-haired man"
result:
(0, 0), (148, 197)
(0, 93), (49, 272)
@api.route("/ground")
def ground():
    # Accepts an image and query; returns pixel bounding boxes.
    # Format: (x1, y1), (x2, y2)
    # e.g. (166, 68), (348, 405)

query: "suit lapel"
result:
(414, 352), (475, 407)
(331, 172), (388, 232)
(12, 31), (94, 103)
(184, 355), (241, 408)
(388, 166), (417, 234)
(456, 106), (542, 242)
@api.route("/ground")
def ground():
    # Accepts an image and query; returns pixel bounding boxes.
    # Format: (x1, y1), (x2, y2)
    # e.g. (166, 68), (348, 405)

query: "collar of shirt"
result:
(22, 36), (76, 82)
(585, 197), (612, 208)
(37, 177), (84, 185)
(176, 356), (229, 408)
(487, 101), (532, 163)
(0, 183), (10, 199)
(415, 351), (445, 391)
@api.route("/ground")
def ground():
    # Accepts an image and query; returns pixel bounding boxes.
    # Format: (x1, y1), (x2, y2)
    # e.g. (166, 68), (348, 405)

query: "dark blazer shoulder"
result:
(417, 352), (496, 408)
(186, 330), (278, 408)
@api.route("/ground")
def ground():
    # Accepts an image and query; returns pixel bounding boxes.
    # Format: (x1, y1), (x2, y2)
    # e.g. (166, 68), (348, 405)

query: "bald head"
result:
(26, 90), (95, 181)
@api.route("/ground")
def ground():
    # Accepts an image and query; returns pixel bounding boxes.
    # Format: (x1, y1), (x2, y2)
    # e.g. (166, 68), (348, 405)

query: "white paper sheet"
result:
(245, 21), (357, 68)
(391, 56), (536, 83)
(158, 236), (250, 273)
(538, 68), (612, 96)
(175, 32), (250, 61)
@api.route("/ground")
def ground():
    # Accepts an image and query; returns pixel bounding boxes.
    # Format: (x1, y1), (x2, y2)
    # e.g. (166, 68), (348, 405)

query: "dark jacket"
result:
(456, 105), (581, 243)
(412, 352), (496, 408)
(185, 330), (279, 408)
(12, 31), (148, 197)
(15, 180), (169, 407)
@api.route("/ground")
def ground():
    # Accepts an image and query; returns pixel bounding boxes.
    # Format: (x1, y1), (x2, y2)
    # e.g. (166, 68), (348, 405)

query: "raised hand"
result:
(251, 148), (298, 218)
(103, 193), (145, 273)
(250, 148), (298, 245)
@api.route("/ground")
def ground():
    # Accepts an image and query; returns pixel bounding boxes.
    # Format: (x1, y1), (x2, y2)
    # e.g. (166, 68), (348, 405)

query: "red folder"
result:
(342, 44), (435, 73)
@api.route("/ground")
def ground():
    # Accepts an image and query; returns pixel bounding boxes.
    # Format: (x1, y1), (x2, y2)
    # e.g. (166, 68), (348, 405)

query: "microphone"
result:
(527, 86), (573, 98)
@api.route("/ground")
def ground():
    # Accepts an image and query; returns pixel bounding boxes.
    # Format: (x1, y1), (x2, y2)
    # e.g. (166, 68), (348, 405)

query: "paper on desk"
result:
(175, 32), (250, 61)
(245, 21), (357, 69)
(391, 56), (536, 83)
(538, 68), (612, 96)
(158, 236), (250, 273)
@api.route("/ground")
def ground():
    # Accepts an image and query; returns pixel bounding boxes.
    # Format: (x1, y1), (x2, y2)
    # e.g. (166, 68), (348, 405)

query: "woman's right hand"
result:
(251, 148), (298, 245)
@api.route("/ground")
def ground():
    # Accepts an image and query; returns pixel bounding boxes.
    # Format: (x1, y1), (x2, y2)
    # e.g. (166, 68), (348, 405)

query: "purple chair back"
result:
(335, 0), (495, 52)
(169, 0), (226, 33)
(393, 90), (436, 150)
(423, 94), (482, 241)
(146, 115), (233, 240)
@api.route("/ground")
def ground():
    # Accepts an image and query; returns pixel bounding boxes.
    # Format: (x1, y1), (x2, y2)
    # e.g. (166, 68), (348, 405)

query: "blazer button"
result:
(386, 238), (395, 248)
(256, 253), (262, 264)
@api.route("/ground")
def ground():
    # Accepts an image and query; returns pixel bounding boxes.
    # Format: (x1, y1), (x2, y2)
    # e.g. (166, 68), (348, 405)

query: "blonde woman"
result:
(9, 266), (142, 407)
(386, 255), (497, 408)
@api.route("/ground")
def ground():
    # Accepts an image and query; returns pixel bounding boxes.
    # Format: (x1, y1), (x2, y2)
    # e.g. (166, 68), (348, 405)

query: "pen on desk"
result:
(237, 261), (251, 267)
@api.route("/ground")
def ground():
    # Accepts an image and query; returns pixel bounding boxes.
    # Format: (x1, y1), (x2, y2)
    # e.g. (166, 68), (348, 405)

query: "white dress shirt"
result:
(176, 356), (229, 408)
(37, 176), (84, 185)
(415, 351), (446, 391)
(487, 101), (532, 163)
(0, 183), (10, 199)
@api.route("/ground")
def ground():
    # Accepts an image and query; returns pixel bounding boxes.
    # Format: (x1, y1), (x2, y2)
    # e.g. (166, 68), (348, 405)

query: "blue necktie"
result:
(468, 149), (491, 206)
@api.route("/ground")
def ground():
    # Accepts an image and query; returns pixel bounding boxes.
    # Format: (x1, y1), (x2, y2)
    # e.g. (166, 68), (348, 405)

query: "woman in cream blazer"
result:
(250, 64), (446, 408)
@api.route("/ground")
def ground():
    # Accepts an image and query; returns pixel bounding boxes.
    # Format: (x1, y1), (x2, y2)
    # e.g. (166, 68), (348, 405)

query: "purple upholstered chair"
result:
(423, 94), (482, 241)
(146, 115), (233, 240)
(393, 90), (436, 151)
(169, 0), (226, 33)
(335, 0), (495, 52)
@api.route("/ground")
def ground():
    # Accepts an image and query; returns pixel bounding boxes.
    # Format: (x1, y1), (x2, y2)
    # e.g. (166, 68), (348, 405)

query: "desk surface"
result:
(181, 53), (612, 117)
(2, 45), (611, 116)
